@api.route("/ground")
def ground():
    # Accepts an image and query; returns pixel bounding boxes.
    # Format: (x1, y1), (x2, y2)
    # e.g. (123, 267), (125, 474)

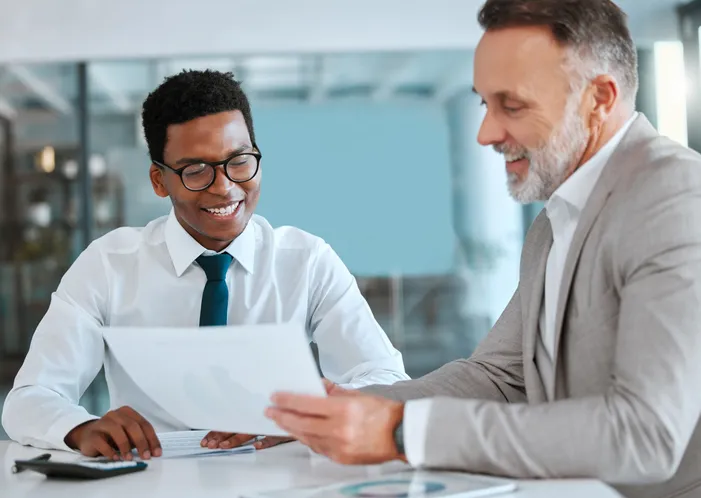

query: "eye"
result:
(182, 164), (208, 177)
(503, 105), (523, 114)
(479, 99), (487, 107)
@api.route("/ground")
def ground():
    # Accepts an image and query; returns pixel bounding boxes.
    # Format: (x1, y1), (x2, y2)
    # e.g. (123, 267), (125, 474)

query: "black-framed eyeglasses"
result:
(153, 147), (262, 192)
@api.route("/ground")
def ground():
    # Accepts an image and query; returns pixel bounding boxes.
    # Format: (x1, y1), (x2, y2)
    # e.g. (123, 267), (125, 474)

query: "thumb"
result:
(322, 378), (352, 396)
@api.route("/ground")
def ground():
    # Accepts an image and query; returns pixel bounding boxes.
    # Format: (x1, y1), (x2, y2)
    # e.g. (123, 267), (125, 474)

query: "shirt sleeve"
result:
(307, 240), (410, 388)
(1, 241), (109, 451)
(404, 399), (433, 467)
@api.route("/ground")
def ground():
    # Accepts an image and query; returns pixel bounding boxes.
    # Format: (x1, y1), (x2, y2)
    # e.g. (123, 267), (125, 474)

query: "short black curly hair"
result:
(141, 69), (256, 164)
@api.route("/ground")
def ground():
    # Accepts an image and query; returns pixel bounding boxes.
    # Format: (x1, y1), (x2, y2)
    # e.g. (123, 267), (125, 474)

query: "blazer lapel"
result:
(521, 211), (552, 403)
(550, 115), (658, 383)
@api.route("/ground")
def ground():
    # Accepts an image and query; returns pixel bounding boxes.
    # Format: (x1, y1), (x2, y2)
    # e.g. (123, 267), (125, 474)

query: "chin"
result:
(207, 227), (244, 242)
(507, 175), (546, 204)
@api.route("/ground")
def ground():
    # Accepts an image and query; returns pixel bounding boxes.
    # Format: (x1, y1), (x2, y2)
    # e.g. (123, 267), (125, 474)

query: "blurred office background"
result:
(0, 0), (695, 437)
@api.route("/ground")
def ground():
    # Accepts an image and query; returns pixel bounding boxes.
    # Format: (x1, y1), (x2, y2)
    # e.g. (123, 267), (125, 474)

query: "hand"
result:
(200, 432), (294, 450)
(198, 379), (348, 451)
(266, 390), (404, 465)
(64, 406), (161, 460)
(322, 378), (365, 397)
(322, 378), (354, 396)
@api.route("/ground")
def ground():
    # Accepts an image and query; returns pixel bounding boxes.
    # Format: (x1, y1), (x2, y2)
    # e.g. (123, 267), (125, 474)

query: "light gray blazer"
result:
(365, 115), (701, 498)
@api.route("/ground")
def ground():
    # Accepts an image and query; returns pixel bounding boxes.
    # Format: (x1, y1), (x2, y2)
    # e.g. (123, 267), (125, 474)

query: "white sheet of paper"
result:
(156, 430), (255, 458)
(102, 323), (326, 436)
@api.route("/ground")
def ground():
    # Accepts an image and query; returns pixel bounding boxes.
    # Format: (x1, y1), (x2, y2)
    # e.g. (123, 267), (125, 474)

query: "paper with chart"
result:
(245, 470), (517, 498)
(102, 323), (326, 436)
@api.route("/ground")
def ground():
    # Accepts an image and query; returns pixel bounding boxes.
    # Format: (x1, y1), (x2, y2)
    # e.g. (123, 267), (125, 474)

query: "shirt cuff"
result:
(46, 411), (100, 452)
(403, 399), (433, 467)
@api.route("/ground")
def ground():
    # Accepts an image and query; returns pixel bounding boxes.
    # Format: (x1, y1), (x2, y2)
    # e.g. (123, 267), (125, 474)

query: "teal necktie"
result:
(196, 253), (233, 326)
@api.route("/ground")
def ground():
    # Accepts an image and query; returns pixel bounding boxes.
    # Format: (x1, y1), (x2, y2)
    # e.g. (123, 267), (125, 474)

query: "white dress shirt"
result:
(2, 210), (408, 451)
(403, 113), (638, 466)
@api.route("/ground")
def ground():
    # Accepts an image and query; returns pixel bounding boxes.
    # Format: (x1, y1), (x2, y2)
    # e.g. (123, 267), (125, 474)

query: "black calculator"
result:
(12, 458), (147, 479)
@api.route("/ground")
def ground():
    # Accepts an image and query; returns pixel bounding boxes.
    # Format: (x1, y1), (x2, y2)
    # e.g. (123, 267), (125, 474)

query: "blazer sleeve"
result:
(361, 285), (526, 404)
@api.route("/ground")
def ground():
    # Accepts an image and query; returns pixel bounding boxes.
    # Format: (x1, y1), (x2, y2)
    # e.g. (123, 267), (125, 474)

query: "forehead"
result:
(165, 110), (250, 160)
(473, 25), (570, 99)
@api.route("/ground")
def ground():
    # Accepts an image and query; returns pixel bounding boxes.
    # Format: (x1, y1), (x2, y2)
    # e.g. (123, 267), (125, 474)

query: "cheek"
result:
(243, 180), (261, 208)
(508, 116), (553, 149)
(167, 180), (201, 210)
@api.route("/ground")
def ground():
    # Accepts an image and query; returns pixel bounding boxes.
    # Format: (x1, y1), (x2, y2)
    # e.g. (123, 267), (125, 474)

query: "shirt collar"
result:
(548, 112), (638, 216)
(164, 209), (256, 277)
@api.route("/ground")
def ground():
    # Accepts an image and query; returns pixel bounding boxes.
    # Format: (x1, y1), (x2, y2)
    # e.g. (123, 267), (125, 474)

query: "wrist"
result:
(64, 420), (94, 449)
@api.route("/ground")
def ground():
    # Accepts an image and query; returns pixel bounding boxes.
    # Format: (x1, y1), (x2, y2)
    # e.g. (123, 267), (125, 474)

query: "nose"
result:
(477, 110), (507, 147)
(206, 165), (236, 196)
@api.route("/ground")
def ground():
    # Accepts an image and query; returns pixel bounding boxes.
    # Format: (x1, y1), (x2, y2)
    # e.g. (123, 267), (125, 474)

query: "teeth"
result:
(505, 153), (527, 162)
(206, 202), (239, 216)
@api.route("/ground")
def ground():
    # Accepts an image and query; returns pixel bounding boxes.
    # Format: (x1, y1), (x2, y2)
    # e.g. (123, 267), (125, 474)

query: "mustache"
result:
(493, 143), (531, 159)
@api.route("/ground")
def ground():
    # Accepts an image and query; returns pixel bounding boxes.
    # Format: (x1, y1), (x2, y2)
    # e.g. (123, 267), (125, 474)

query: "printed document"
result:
(102, 323), (326, 436)
(155, 430), (256, 458)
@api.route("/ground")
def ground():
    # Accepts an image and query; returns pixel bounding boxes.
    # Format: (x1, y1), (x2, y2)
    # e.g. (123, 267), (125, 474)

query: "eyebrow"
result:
(175, 144), (253, 165)
(472, 86), (529, 104)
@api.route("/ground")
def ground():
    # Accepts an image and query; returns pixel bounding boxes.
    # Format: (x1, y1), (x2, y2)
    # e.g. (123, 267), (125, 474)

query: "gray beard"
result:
(501, 98), (589, 204)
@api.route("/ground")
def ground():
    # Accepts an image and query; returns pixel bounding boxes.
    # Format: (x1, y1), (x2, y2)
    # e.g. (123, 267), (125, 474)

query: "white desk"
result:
(1, 441), (621, 497)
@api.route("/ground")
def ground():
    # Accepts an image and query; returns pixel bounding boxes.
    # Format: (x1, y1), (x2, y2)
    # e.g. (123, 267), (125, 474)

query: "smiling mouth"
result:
(504, 153), (528, 164)
(201, 201), (241, 217)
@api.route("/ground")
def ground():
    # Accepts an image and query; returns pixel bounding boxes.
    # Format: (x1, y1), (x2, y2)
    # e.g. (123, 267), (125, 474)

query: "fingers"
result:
(202, 431), (227, 449)
(200, 431), (216, 448)
(78, 407), (162, 460)
(219, 433), (257, 449)
(270, 393), (338, 416)
(322, 379), (356, 397)
(80, 434), (118, 460)
(101, 420), (133, 460)
(199, 433), (292, 450)
(201, 432), (241, 449)
(106, 407), (160, 459)
(201, 432), (256, 449)
(121, 407), (162, 458)
(122, 419), (149, 459)
(253, 436), (295, 450)
(201, 431), (216, 447)
(266, 407), (333, 438)
(87, 407), (162, 460)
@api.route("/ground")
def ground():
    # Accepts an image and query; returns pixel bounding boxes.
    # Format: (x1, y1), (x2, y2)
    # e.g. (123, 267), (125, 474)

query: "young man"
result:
(2, 70), (408, 460)
(266, 2), (701, 498)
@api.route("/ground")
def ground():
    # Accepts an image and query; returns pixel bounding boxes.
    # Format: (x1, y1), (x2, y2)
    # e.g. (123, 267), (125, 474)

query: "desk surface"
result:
(1, 441), (620, 498)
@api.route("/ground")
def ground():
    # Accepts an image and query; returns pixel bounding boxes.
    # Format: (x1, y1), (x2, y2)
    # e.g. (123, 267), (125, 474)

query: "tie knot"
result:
(196, 253), (233, 281)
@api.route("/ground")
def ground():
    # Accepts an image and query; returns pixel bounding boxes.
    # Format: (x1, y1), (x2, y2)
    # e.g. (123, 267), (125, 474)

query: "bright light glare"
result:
(654, 41), (688, 147)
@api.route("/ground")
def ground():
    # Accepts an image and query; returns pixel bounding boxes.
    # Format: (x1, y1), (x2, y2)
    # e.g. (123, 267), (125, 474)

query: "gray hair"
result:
(479, 0), (639, 109)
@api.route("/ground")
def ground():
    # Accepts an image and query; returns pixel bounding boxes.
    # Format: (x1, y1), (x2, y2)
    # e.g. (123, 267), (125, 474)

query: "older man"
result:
(266, 1), (701, 497)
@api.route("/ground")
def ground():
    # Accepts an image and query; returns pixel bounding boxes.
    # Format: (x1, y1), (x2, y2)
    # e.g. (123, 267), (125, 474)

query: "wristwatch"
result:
(392, 419), (405, 456)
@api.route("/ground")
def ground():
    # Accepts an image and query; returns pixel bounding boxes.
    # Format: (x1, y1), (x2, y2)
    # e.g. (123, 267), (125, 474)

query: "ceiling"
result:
(0, 0), (683, 65)
(0, 0), (686, 119)
(0, 50), (476, 118)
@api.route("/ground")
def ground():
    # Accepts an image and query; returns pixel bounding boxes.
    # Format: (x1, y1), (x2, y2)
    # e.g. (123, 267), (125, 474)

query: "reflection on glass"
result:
(0, 64), (82, 375)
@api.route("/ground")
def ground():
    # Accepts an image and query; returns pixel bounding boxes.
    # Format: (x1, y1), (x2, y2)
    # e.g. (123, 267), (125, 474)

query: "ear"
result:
(587, 74), (619, 128)
(149, 164), (169, 198)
